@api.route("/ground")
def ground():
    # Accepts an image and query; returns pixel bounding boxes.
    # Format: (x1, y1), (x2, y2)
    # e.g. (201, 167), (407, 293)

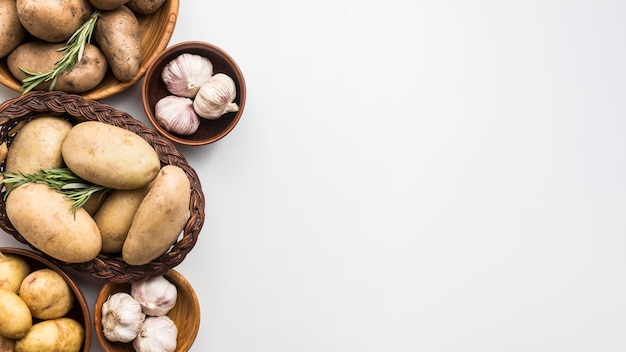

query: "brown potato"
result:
(19, 269), (74, 320)
(7, 42), (108, 93)
(89, 0), (128, 10)
(0, 288), (32, 339)
(126, 0), (165, 14)
(94, 6), (141, 82)
(14, 318), (84, 352)
(16, 0), (93, 43)
(122, 165), (190, 265)
(0, 0), (26, 58)
(0, 251), (30, 293)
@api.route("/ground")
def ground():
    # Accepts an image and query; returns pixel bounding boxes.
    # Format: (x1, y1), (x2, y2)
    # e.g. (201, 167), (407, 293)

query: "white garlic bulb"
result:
(131, 275), (178, 316)
(161, 53), (214, 98)
(101, 292), (146, 343)
(155, 95), (201, 135)
(193, 73), (239, 120)
(133, 315), (178, 352)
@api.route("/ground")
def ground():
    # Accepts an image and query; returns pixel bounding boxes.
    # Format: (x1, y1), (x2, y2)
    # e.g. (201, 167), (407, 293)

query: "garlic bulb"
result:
(193, 73), (239, 120)
(101, 292), (145, 343)
(161, 53), (214, 98)
(155, 95), (200, 135)
(131, 275), (178, 316)
(133, 316), (178, 352)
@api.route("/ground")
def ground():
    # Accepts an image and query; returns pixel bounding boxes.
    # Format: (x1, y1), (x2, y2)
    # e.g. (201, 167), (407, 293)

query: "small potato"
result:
(15, 318), (84, 352)
(19, 269), (74, 320)
(4, 117), (73, 174)
(126, 0), (165, 14)
(89, 0), (128, 10)
(94, 6), (141, 82)
(0, 0), (26, 58)
(123, 165), (190, 265)
(6, 183), (102, 264)
(0, 288), (32, 339)
(94, 183), (153, 253)
(0, 251), (30, 293)
(16, 0), (93, 43)
(62, 121), (161, 190)
(8, 42), (108, 93)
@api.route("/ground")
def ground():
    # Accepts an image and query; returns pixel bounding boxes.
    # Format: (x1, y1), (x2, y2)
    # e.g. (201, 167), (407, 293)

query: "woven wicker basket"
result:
(0, 91), (205, 283)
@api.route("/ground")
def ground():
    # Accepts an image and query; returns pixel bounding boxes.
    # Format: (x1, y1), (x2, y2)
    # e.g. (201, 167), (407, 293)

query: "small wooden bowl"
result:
(94, 269), (200, 352)
(0, 247), (91, 352)
(0, 0), (179, 100)
(142, 41), (246, 146)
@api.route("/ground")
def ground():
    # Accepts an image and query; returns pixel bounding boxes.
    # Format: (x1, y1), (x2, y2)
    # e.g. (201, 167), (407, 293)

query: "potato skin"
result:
(94, 6), (141, 82)
(0, 288), (32, 339)
(122, 165), (190, 265)
(8, 42), (108, 93)
(0, 251), (30, 293)
(126, 0), (165, 14)
(15, 318), (84, 352)
(4, 117), (72, 174)
(88, 0), (128, 10)
(19, 269), (74, 320)
(6, 183), (102, 263)
(0, 0), (26, 58)
(62, 121), (161, 190)
(16, 0), (93, 43)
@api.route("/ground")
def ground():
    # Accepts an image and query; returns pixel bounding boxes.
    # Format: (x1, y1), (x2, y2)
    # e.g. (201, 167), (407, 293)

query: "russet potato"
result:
(16, 0), (93, 43)
(0, 0), (26, 58)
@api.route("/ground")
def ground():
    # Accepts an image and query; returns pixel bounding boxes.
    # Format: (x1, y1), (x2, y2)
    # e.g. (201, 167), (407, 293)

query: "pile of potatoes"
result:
(0, 117), (191, 266)
(0, 0), (167, 93)
(0, 251), (84, 352)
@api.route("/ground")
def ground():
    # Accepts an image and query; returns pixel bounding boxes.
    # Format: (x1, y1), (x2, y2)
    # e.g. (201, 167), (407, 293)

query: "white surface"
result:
(2, 0), (626, 351)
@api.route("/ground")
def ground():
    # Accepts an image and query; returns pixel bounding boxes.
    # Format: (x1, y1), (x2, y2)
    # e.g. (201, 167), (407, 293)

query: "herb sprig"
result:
(20, 10), (100, 94)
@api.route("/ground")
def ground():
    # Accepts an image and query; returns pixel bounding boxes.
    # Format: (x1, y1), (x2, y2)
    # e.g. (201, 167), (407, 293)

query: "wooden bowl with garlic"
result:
(142, 41), (246, 146)
(94, 269), (200, 352)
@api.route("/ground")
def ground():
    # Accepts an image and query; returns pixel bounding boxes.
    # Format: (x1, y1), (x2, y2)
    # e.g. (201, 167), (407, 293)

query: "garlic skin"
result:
(161, 53), (214, 98)
(133, 316), (178, 352)
(131, 275), (178, 316)
(101, 292), (146, 343)
(155, 95), (200, 135)
(193, 73), (239, 120)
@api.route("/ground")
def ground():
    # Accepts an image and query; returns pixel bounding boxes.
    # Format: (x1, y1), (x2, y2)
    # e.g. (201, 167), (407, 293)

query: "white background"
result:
(2, 0), (626, 351)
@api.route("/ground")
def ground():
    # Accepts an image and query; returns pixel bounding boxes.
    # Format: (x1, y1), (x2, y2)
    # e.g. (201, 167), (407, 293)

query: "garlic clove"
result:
(131, 275), (178, 316)
(161, 53), (214, 98)
(133, 315), (178, 352)
(193, 73), (239, 120)
(155, 95), (201, 135)
(101, 292), (146, 343)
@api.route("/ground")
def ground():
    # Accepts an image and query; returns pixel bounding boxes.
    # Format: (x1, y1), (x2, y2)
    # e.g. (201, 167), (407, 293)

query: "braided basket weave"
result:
(0, 91), (205, 283)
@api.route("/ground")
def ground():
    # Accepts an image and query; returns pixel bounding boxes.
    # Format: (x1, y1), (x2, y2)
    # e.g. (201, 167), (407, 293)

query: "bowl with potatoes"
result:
(0, 91), (205, 283)
(0, 0), (179, 100)
(0, 247), (91, 352)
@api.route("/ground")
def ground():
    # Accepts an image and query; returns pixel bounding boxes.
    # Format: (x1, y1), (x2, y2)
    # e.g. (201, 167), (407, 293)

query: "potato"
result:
(62, 121), (161, 190)
(89, 0), (128, 10)
(94, 6), (141, 82)
(0, 288), (32, 339)
(0, 251), (30, 293)
(14, 318), (83, 352)
(6, 183), (102, 263)
(4, 117), (72, 174)
(16, 0), (93, 43)
(94, 183), (153, 253)
(122, 165), (190, 265)
(19, 269), (74, 320)
(82, 189), (109, 216)
(0, 335), (15, 352)
(7, 42), (108, 93)
(126, 0), (165, 14)
(0, 0), (26, 58)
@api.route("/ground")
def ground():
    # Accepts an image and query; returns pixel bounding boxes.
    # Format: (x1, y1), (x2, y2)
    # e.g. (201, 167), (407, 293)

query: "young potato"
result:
(94, 6), (141, 82)
(62, 121), (161, 190)
(14, 318), (84, 352)
(7, 42), (108, 93)
(0, 251), (30, 293)
(4, 117), (73, 174)
(122, 165), (191, 265)
(89, 0), (128, 10)
(19, 269), (74, 320)
(94, 183), (153, 253)
(6, 183), (102, 264)
(126, 0), (165, 14)
(0, 0), (26, 58)
(0, 288), (32, 339)
(16, 0), (93, 43)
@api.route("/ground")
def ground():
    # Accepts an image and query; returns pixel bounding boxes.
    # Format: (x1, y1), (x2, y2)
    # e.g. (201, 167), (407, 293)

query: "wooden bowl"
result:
(142, 41), (246, 146)
(0, 247), (92, 352)
(0, 91), (204, 283)
(0, 0), (179, 100)
(94, 269), (200, 352)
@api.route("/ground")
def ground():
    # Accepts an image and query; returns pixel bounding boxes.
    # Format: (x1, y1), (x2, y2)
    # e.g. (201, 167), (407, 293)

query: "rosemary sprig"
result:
(1, 168), (109, 214)
(20, 10), (100, 94)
